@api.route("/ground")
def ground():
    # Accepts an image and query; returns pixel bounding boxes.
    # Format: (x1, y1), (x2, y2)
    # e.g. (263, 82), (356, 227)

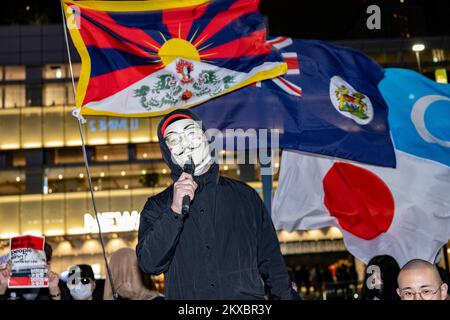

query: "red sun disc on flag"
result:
(323, 162), (395, 240)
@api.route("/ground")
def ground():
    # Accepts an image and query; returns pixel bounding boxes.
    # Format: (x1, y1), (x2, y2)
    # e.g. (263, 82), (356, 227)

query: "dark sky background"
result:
(0, 0), (449, 40)
(260, 0), (450, 40)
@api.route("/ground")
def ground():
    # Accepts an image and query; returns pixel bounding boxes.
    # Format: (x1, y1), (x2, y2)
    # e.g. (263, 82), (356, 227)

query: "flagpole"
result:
(60, 1), (118, 300)
(260, 148), (273, 215)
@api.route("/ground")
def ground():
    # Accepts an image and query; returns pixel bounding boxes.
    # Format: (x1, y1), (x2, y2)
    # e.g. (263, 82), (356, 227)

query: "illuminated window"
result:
(0, 108), (20, 149)
(136, 143), (162, 160)
(4, 85), (25, 108)
(54, 148), (84, 165)
(4, 66), (25, 81)
(66, 83), (75, 105)
(43, 107), (65, 147)
(21, 108), (43, 149)
(0, 195), (20, 238)
(43, 83), (67, 106)
(43, 194), (65, 236)
(432, 49), (446, 63)
(43, 64), (66, 79)
(94, 145), (129, 162)
(129, 118), (151, 143)
(43, 64), (81, 80)
(20, 195), (43, 236)
(0, 170), (25, 196)
(71, 63), (81, 78)
(12, 151), (26, 167)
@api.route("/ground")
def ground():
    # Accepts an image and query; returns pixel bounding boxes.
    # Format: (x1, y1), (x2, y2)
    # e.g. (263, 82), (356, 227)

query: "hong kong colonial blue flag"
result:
(193, 37), (396, 167)
(62, 0), (286, 117)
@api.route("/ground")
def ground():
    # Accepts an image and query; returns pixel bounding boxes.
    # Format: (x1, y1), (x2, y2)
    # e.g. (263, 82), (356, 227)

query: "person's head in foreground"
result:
(104, 247), (162, 300)
(67, 264), (96, 300)
(397, 259), (448, 300)
(362, 255), (400, 300)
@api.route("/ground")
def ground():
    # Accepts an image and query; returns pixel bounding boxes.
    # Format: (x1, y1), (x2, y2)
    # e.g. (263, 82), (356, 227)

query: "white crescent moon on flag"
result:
(410, 95), (450, 148)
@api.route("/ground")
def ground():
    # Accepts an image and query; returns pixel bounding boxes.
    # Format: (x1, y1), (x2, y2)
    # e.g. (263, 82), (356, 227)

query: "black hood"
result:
(157, 108), (216, 182)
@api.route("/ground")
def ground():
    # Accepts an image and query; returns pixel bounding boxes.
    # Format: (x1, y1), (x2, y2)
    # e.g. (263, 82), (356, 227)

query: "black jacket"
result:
(136, 109), (293, 300)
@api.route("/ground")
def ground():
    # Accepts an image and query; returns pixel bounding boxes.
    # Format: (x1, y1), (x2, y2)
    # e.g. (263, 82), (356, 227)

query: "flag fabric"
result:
(63, 0), (286, 117)
(194, 37), (396, 168)
(272, 69), (450, 267)
(380, 68), (450, 167)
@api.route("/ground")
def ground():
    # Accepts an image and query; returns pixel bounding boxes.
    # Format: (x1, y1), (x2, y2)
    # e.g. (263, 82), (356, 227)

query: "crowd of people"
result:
(0, 244), (164, 301)
(286, 260), (359, 299)
(0, 240), (448, 301)
(1, 109), (449, 301)
(288, 260), (357, 287)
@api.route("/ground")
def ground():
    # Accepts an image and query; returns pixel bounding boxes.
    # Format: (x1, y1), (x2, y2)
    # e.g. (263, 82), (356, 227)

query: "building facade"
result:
(0, 24), (448, 298)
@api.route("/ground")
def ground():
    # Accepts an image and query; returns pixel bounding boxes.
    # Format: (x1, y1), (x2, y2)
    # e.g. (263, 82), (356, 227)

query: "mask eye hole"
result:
(165, 134), (181, 147)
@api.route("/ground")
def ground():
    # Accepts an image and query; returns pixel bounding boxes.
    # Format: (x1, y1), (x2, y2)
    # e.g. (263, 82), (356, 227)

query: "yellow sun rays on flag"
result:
(143, 25), (216, 68)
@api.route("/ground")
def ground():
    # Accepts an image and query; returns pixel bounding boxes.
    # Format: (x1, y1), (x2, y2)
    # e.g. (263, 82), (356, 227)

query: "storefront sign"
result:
(84, 210), (140, 233)
(88, 119), (139, 133)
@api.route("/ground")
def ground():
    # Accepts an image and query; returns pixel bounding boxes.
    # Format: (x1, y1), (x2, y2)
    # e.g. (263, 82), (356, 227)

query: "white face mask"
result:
(70, 283), (93, 300)
(164, 119), (211, 176)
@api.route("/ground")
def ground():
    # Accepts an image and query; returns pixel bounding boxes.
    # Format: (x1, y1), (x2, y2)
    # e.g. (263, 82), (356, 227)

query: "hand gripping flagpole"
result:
(60, 2), (118, 300)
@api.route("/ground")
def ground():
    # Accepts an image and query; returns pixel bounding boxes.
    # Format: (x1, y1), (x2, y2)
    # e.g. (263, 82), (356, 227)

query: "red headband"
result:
(161, 114), (193, 137)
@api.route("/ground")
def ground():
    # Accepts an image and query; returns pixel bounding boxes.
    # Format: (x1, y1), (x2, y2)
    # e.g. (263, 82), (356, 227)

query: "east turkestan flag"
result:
(272, 69), (450, 267)
(62, 0), (286, 117)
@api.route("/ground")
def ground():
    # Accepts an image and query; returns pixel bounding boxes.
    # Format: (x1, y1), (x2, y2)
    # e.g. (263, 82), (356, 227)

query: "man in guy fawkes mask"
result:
(137, 109), (296, 300)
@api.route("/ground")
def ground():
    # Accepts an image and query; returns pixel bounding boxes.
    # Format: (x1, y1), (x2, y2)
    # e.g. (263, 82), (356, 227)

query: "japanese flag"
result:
(272, 68), (450, 267)
(272, 150), (450, 267)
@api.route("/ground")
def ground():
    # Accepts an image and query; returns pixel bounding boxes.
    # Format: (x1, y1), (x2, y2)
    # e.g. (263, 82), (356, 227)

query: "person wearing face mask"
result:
(361, 255), (400, 300)
(66, 264), (96, 300)
(136, 109), (297, 300)
(103, 248), (163, 300)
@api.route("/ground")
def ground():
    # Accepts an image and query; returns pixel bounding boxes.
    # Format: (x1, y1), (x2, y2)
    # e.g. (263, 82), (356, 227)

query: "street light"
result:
(412, 43), (425, 73)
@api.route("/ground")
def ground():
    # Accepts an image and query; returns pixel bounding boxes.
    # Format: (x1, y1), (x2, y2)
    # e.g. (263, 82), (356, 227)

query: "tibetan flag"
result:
(271, 69), (450, 267)
(193, 37), (396, 168)
(62, 0), (287, 117)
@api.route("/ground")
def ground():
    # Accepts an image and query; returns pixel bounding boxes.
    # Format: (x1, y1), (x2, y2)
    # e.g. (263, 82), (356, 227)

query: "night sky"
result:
(0, 0), (449, 40)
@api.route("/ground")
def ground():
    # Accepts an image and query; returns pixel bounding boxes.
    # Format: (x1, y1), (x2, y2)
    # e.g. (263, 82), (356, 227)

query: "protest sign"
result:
(8, 235), (48, 288)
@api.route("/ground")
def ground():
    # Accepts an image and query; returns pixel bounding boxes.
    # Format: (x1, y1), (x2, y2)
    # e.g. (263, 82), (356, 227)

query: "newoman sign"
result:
(84, 211), (140, 233)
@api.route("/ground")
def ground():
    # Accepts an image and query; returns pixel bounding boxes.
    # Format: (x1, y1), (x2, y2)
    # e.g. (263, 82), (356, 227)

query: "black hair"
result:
(44, 242), (53, 264)
(437, 267), (450, 295)
(361, 255), (400, 300)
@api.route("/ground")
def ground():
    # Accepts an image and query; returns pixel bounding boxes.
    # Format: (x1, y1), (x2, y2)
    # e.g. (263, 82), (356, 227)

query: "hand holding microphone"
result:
(171, 158), (197, 215)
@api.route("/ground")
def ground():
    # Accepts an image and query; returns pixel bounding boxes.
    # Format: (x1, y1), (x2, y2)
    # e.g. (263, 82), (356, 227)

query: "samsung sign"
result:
(84, 211), (140, 233)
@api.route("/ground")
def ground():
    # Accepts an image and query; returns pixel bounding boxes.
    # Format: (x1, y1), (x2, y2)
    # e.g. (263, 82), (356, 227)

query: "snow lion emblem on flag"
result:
(133, 59), (235, 110)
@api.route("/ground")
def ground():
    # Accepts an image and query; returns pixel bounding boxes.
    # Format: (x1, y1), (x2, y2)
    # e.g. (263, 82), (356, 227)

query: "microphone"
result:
(181, 157), (195, 215)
